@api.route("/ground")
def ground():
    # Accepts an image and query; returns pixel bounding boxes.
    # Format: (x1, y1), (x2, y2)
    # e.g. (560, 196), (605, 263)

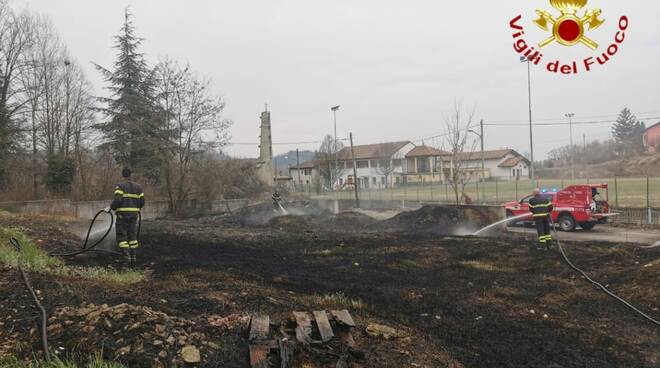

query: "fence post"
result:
(495, 179), (499, 203)
(561, 178), (564, 189)
(416, 180), (420, 202)
(515, 179), (519, 200)
(430, 178), (434, 202)
(445, 182), (449, 202)
(647, 176), (652, 224)
(614, 176), (619, 208)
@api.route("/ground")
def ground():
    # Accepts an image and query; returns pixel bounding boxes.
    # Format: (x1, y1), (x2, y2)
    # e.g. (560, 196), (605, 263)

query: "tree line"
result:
(542, 107), (648, 170)
(0, 3), (254, 212)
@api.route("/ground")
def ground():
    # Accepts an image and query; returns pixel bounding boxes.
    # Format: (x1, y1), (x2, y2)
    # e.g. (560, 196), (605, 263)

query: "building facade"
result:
(440, 149), (530, 181)
(405, 145), (449, 183)
(643, 122), (660, 153)
(332, 141), (416, 189)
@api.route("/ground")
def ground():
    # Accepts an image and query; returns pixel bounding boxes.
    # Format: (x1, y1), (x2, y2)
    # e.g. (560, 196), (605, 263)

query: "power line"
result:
(485, 110), (660, 124)
(484, 116), (660, 127)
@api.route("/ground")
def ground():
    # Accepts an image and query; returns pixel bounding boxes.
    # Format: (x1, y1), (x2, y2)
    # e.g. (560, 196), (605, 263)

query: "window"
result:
(370, 160), (378, 168)
(303, 169), (312, 175)
(345, 161), (354, 168)
(417, 158), (429, 173)
(395, 176), (401, 184)
(372, 177), (377, 185)
(381, 177), (386, 184)
(339, 178), (343, 185)
(357, 161), (369, 168)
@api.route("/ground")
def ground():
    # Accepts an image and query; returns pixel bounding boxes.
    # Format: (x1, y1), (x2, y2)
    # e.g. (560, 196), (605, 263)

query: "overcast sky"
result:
(14, 0), (660, 159)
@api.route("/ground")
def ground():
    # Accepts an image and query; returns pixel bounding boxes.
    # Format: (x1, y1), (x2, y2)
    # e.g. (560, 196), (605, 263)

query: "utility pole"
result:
(480, 119), (485, 202)
(296, 149), (301, 190)
(331, 105), (340, 190)
(522, 57), (535, 187)
(350, 132), (359, 208)
(565, 113), (575, 180)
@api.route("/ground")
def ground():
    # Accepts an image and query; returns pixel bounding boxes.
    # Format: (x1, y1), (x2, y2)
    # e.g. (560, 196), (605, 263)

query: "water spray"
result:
(277, 202), (288, 215)
(472, 213), (530, 236)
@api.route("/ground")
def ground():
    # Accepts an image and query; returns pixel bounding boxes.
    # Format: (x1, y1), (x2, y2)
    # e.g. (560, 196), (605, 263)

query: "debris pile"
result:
(40, 303), (221, 367)
(249, 309), (366, 368)
(377, 205), (501, 234)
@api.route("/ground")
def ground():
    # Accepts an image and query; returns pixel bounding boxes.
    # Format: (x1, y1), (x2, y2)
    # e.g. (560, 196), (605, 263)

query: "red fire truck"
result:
(504, 184), (616, 231)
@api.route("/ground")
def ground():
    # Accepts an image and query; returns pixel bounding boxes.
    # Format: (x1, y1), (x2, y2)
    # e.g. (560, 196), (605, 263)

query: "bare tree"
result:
(316, 134), (344, 190)
(375, 145), (395, 188)
(155, 58), (231, 214)
(0, 3), (34, 186)
(443, 101), (478, 206)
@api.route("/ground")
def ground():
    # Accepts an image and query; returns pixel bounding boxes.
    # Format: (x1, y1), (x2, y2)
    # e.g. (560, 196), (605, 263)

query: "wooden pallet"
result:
(248, 309), (357, 368)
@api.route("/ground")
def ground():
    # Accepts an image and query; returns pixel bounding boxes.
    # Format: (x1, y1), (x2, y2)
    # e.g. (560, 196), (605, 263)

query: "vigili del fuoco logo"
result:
(509, 0), (629, 74)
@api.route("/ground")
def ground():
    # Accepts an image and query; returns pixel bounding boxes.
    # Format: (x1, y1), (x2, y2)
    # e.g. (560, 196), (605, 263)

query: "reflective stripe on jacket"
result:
(529, 194), (553, 218)
(111, 180), (145, 213)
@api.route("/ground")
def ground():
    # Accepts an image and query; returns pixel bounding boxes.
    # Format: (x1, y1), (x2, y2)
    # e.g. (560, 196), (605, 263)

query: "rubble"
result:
(40, 303), (220, 367)
(365, 323), (398, 340)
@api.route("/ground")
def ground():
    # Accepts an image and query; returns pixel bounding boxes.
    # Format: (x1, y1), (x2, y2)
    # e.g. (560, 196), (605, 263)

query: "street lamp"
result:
(331, 105), (340, 190)
(565, 113), (575, 180)
(521, 56), (535, 187)
(468, 119), (485, 203)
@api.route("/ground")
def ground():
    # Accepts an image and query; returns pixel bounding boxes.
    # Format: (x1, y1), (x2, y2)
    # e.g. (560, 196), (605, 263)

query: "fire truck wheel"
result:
(580, 222), (596, 231)
(558, 215), (576, 232)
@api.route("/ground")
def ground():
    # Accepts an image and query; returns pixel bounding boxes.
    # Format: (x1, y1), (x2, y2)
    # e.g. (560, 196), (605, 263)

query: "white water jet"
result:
(472, 213), (531, 236)
(277, 202), (288, 215)
(642, 240), (660, 249)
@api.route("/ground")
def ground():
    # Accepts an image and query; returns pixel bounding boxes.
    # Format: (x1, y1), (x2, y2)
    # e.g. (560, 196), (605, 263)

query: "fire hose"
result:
(550, 218), (660, 327)
(49, 210), (141, 257)
(10, 237), (50, 361)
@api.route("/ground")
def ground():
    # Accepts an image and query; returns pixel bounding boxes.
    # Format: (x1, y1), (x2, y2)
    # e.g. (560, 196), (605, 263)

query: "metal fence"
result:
(292, 176), (660, 225)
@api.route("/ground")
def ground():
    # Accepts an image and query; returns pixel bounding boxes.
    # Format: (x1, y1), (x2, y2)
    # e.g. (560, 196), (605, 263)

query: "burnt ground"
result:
(1, 206), (660, 367)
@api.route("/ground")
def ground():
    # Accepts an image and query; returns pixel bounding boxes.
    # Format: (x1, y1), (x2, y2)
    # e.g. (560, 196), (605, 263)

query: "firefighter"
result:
(272, 191), (282, 212)
(529, 188), (553, 250)
(107, 167), (145, 266)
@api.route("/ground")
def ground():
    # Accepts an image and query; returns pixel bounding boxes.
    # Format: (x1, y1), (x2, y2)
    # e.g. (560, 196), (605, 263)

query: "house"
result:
(405, 145), (449, 183)
(643, 122), (660, 153)
(289, 160), (320, 191)
(440, 149), (530, 181)
(333, 141), (416, 189)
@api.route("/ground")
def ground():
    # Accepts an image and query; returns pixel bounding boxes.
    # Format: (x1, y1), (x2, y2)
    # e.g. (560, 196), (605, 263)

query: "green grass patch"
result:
(0, 354), (125, 368)
(0, 227), (63, 271)
(0, 226), (144, 285)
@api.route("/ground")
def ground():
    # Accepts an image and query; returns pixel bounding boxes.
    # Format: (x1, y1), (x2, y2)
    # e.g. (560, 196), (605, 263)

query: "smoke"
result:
(71, 213), (117, 252)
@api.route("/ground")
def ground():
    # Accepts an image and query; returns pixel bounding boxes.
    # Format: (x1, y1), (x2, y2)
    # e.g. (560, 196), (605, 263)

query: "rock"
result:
(366, 323), (398, 340)
(166, 335), (176, 345)
(180, 345), (201, 364)
(158, 350), (168, 358)
(153, 340), (163, 346)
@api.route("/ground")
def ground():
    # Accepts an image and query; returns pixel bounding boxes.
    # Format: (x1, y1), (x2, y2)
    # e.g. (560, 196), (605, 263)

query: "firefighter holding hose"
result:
(105, 167), (144, 266)
(529, 188), (553, 250)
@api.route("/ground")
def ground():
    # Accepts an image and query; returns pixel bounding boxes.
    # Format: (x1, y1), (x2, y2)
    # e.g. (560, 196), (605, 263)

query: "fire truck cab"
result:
(504, 184), (615, 232)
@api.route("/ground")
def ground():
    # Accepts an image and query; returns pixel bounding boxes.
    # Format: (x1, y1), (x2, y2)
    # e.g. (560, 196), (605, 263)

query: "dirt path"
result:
(507, 225), (660, 245)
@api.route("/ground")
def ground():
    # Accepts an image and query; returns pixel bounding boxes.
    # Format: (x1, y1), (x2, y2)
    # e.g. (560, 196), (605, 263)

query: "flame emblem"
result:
(534, 0), (605, 49)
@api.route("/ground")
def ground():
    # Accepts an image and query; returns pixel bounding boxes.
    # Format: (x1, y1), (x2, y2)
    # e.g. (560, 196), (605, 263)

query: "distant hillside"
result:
(274, 150), (316, 174)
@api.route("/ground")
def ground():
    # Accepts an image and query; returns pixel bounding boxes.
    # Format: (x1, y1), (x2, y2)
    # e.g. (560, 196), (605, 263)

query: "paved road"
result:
(507, 225), (660, 246)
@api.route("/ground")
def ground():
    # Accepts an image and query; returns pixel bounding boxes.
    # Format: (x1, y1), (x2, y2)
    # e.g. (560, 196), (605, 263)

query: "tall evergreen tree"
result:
(611, 108), (645, 157)
(93, 8), (161, 178)
(612, 108), (636, 143)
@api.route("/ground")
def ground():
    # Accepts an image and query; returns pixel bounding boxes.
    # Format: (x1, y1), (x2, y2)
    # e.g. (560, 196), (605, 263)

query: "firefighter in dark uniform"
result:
(272, 191), (282, 212)
(529, 188), (553, 250)
(109, 168), (144, 266)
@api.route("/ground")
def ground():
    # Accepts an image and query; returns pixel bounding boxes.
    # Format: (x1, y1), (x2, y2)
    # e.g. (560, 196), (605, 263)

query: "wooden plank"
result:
(313, 311), (334, 342)
(248, 345), (269, 368)
(278, 339), (294, 368)
(330, 310), (356, 327)
(293, 311), (313, 344)
(249, 315), (270, 341)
